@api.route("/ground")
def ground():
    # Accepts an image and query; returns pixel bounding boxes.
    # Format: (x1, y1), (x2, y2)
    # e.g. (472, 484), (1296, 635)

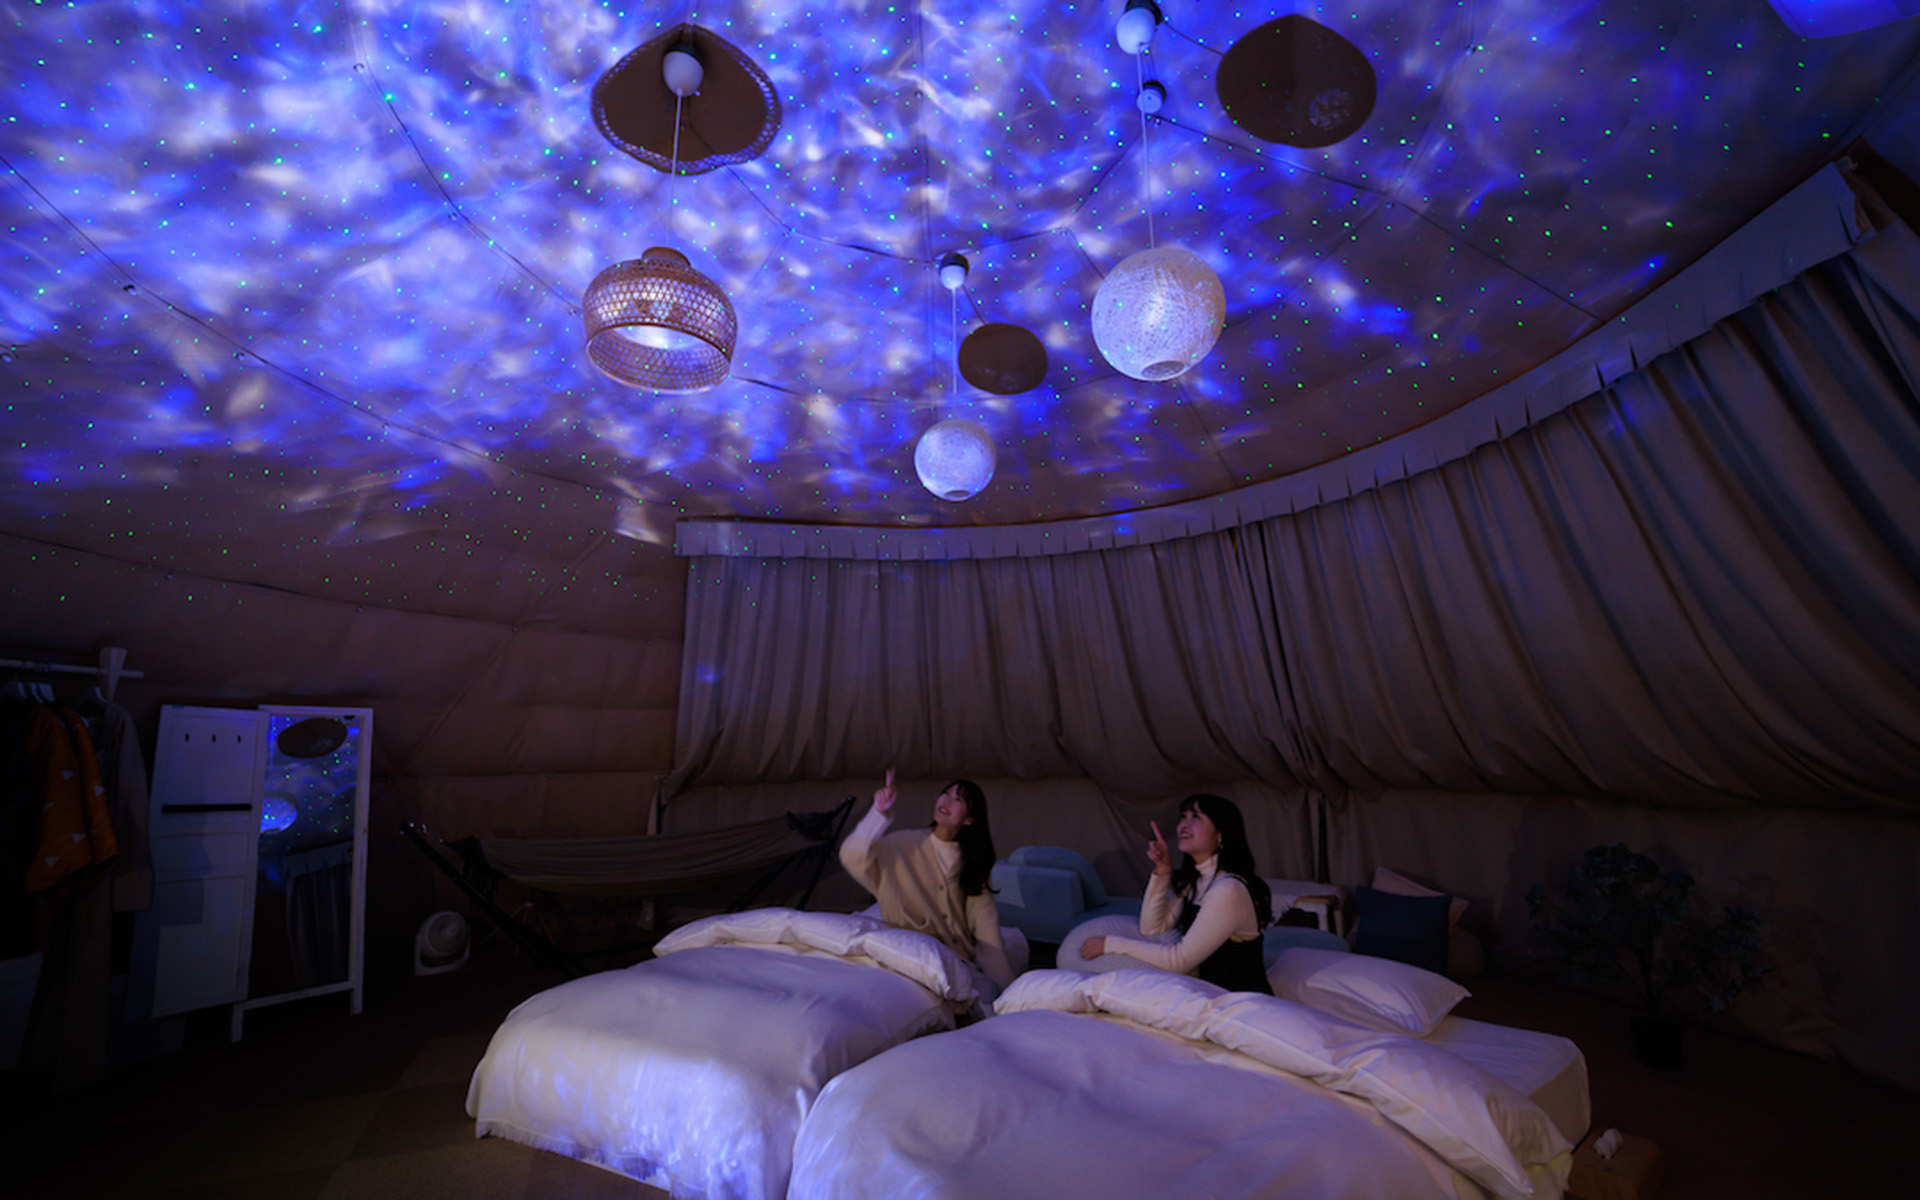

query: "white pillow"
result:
(1267, 946), (1469, 1037)
(1082, 969), (1223, 1040)
(655, 907), (798, 953)
(655, 908), (885, 956)
(997, 967), (1224, 1042)
(854, 925), (978, 1003)
(653, 909), (974, 1001)
(1057, 913), (1174, 974)
(994, 968), (1097, 1015)
(788, 911), (888, 958)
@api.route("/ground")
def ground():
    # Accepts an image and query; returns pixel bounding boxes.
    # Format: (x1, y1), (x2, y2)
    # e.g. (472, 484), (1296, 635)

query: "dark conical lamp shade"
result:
(960, 323), (1049, 395)
(1216, 15), (1376, 149)
(582, 247), (736, 393)
(593, 24), (781, 176)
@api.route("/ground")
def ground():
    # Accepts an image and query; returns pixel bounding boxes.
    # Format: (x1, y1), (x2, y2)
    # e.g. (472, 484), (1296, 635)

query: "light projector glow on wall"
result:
(1768, 0), (1920, 37)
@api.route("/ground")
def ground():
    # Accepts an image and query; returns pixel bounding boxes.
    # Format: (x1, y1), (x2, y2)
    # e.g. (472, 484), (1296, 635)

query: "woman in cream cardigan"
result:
(839, 769), (1016, 1003)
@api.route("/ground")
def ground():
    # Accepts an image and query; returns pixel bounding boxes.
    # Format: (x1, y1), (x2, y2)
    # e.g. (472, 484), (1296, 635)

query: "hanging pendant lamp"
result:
(582, 38), (736, 393)
(915, 252), (996, 502)
(583, 248), (736, 392)
(1091, 1), (1226, 382)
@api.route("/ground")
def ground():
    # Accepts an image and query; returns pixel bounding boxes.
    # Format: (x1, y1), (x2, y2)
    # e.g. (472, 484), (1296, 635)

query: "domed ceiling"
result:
(3, 2), (1919, 555)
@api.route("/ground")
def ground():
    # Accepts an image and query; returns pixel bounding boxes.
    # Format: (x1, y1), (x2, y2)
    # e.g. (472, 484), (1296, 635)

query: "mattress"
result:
(1425, 1014), (1591, 1144)
(468, 910), (975, 1200)
(791, 970), (1581, 1200)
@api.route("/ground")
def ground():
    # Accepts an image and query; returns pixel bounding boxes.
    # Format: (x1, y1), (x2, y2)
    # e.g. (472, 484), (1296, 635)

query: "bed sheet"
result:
(466, 941), (952, 1200)
(1426, 1015), (1591, 1145)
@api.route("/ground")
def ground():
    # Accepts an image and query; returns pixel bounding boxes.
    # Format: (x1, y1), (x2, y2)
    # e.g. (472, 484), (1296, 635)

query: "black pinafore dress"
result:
(1177, 875), (1272, 995)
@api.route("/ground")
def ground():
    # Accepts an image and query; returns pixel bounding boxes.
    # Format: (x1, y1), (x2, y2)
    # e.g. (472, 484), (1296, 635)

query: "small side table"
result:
(1266, 879), (1344, 938)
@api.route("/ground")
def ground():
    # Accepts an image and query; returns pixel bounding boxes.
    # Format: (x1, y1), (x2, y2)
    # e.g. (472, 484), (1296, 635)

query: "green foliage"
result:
(1526, 843), (1768, 1019)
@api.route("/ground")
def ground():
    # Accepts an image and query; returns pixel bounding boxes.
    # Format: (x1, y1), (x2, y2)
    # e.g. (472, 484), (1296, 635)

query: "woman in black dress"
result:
(1078, 793), (1274, 993)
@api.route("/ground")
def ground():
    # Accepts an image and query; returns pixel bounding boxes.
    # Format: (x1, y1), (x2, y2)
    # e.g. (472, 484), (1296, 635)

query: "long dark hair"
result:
(942, 779), (997, 897)
(1169, 793), (1272, 929)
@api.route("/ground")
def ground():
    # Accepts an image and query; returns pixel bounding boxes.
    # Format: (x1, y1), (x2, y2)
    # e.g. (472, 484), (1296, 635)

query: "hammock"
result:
(402, 796), (855, 977)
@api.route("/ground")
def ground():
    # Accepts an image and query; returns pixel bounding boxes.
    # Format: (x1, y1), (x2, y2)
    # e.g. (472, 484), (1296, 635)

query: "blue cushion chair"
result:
(992, 846), (1142, 944)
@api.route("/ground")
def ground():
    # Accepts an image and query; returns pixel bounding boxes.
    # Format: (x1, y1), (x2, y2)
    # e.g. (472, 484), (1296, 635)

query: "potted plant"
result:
(1526, 842), (1768, 1069)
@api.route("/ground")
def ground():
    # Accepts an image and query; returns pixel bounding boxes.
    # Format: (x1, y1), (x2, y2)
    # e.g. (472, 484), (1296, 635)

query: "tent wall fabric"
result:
(667, 188), (1920, 1086)
(0, 538), (689, 977)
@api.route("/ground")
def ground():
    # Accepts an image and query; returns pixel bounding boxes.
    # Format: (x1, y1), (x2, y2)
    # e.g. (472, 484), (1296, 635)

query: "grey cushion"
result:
(992, 862), (1084, 944)
(1007, 845), (1109, 907)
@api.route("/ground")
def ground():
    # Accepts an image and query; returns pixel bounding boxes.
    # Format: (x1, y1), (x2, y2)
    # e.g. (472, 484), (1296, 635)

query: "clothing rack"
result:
(0, 646), (143, 701)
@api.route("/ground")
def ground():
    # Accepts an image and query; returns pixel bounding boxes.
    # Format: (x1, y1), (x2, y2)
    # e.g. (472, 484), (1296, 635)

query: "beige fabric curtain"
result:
(674, 534), (1308, 801)
(674, 202), (1920, 815)
(1252, 213), (1920, 808)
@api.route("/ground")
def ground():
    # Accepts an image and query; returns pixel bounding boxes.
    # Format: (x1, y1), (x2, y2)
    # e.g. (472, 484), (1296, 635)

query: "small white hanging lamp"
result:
(1114, 0), (1163, 55)
(1091, 2), (1225, 382)
(582, 37), (736, 393)
(915, 252), (997, 502)
(915, 418), (996, 502)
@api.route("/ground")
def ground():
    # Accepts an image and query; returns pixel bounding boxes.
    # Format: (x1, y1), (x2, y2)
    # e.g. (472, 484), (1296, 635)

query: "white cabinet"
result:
(131, 704), (371, 1039)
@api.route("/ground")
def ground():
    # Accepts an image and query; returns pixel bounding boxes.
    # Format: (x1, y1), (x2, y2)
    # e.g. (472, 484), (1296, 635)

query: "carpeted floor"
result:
(1451, 974), (1917, 1199)
(4, 939), (1913, 1199)
(3, 943), (667, 1200)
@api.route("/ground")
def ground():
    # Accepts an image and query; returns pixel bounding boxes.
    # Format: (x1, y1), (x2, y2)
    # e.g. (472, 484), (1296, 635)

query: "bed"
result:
(787, 953), (1586, 1200)
(465, 907), (976, 1200)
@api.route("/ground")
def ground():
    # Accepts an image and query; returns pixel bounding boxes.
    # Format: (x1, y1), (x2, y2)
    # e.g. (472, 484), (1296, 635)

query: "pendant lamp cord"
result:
(668, 91), (684, 241)
(950, 283), (959, 418)
(1135, 50), (1156, 249)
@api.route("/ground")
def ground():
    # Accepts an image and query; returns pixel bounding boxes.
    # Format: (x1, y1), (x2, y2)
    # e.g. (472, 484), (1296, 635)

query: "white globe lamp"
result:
(914, 418), (997, 501)
(1091, 246), (1226, 381)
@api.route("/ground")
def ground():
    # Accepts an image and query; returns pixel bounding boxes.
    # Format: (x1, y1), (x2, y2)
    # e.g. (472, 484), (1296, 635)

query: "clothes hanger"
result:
(0, 668), (33, 702)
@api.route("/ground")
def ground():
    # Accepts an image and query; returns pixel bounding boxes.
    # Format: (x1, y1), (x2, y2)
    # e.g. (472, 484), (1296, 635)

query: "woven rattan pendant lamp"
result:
(582, 39), (736, 393)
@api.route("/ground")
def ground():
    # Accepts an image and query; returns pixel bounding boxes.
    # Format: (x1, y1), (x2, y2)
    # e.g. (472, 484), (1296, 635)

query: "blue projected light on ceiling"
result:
(0, 1), (1916, 545)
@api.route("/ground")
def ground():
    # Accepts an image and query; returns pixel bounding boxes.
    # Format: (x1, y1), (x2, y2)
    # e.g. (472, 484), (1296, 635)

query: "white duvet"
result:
(466, 909), (969, 1200)
(788, 969), (1574, 1200)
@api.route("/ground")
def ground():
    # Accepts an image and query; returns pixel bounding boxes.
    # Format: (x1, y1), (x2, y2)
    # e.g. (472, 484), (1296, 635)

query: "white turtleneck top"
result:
(1102, 855), (1261, 976)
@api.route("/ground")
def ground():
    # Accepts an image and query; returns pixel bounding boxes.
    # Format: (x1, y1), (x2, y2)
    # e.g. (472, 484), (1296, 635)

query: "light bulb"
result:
(663, 45), (703, 96)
